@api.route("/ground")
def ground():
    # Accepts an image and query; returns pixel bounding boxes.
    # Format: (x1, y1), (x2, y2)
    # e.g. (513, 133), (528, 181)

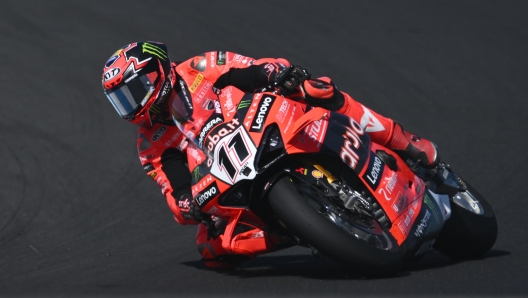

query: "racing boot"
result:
(388, 123), (440, 168)
(196, 223), (249, 269)
(196, 219), (279, 269)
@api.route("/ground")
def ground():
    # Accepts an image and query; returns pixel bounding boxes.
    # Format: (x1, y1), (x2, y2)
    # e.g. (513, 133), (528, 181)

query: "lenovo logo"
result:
(250, 95), (276, 132)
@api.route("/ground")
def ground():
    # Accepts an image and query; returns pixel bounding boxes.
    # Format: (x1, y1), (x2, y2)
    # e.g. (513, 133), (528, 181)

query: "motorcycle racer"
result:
(102, 41), (439, 268)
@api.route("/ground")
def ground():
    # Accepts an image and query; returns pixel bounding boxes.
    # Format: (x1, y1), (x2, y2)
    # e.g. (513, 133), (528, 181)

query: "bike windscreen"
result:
(169, 79), (201, 146)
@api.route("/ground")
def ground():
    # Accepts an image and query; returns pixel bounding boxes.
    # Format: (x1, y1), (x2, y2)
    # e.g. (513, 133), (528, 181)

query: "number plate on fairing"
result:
(206, 123), (258, 185)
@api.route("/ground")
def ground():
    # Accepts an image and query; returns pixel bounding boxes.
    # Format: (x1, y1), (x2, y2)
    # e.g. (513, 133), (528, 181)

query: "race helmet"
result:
(102, 41), (173, 127)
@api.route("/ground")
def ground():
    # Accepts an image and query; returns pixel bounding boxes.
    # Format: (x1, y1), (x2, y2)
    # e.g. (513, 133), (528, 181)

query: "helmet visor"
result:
(104, 73), (158, 118)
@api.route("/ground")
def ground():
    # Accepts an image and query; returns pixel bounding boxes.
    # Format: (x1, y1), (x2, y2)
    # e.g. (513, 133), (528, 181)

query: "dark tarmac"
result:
(1, 1), (527, 297)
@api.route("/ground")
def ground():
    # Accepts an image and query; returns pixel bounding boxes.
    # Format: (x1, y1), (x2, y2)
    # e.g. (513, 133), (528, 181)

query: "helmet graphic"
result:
(102, 41), (172, 127)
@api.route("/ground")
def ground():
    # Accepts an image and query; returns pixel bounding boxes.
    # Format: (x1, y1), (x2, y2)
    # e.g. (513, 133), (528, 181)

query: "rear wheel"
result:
(268, 176), (402, 277)
(433, 179), (498, 258)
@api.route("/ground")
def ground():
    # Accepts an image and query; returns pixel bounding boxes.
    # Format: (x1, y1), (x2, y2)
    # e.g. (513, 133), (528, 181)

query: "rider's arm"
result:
(159, 147), (198, 225)
(209, 52), (291, 92)
(138, 129), (199, 225)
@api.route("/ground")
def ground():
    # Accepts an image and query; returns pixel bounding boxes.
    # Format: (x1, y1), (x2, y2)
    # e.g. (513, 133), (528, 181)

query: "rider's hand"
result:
(273, 65), (311, 95)
(189, 201), (205, 223)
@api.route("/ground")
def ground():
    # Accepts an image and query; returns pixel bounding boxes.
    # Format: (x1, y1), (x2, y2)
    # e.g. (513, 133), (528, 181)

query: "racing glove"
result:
(301, 77), (345, 111)
(189, 200), (206, 223)
(272, 65), (311, 95)
(177, 192), (205, 223)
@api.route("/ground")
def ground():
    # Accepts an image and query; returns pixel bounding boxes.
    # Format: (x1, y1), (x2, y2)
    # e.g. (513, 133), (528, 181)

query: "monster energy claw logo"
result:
(142, 43), (168, 60)
(238, 100), (251, 109)
(149, 103), (161, 115)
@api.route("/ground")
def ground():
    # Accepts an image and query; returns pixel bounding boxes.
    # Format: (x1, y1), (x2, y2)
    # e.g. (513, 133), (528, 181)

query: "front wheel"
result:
(433, 179), (498, 258)
(268, 176), (402, 277)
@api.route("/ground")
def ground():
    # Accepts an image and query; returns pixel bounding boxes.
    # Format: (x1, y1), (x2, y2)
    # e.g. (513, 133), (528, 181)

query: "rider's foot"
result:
(388, 123), (440, 168)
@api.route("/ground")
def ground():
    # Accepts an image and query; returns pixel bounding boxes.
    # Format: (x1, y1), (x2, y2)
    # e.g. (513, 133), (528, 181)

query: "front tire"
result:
(268, 176), (402, 277)
(433, 180), (498, 258)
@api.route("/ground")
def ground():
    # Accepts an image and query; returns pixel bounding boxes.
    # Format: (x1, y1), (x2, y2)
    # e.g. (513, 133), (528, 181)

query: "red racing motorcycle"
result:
(170, 78), (498, 277)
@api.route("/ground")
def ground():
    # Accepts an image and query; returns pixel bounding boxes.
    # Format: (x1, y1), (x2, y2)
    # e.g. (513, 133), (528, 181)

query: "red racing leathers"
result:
(137, 51), (396, 266)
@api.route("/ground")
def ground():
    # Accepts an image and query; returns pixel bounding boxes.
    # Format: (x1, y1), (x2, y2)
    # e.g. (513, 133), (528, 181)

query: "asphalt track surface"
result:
(1, 1), (527, 297)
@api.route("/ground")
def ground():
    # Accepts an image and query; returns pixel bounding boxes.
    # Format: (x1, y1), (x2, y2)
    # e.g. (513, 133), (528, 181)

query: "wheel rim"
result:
(295, 182), (393, 251)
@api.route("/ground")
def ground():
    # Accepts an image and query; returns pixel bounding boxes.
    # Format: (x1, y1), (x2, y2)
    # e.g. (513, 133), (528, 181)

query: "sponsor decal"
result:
(192, 167), (201, 183)
(397, 220), (408, 235)
(209, 126), (257, 185)
(103, 68), (120, 81)
(385, 172), (397, 194)
(238, 99), (251, 110)
(194, 81), (213, 104)
(206, 118), (240, 152)
(216, 51), (226, 65)
(262, 63), (276, 76)
(149, 172), (157, 179)
(124, 73), (138, 83)
(160, 81), (171, 98)
(189, 73), (204, 93)
(252, 231), (265, 238)
(210, 51), (215, 68)
(222, 87), (237, 117)
(408, 205), (415, 217)
(312, 170), (323, 179)
(142, 42), (168, 60)
(283, 105), (296, 133)
(423, 192), (443, 224)
(392, 193), (407, 213)
(177, 196), (191, 212)
(360, 106), (385, 133)
(362, 154), (384, 190)
(152, 126), (167, 142)
(198, 116), (223, 148)
(149, 104), (162, 117)
(195, 181), (219, 208)
(164, 132), (180, 147)
(143, 163), (155, 172)
(340, 118), (365, 170)
(214, 100), (222, 114)
(249, 95), (276, 132)
(190, 54), (206, 72)
(187, 145), (204, 164)
(414, 209), (431, 238)
(105, 49), (122, 67)
(223, 87), (235, 110)
(295, 168), (308, 175)
(193, 175), (213, 194)
(201, 97), (214, 110)
(178, 80), (193, 111)
(304, 119), (327, 148)
(276, 99), (290, 123)
(404, 213), (411, 226)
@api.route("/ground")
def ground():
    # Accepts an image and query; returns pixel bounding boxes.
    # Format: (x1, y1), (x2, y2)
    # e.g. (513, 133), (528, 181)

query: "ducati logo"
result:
(360, 106), (385, 133)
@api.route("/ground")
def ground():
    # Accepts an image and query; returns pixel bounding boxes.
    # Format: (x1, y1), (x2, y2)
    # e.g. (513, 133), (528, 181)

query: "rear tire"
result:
(268, 176), (402, 277)
(433, 180), (498, 258)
